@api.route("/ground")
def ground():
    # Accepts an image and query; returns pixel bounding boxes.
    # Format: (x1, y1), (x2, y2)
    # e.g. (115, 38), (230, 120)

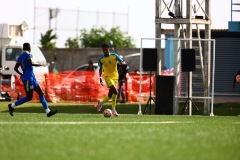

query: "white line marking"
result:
(232, 122), (240, 124)
(0, 121), (193, 125)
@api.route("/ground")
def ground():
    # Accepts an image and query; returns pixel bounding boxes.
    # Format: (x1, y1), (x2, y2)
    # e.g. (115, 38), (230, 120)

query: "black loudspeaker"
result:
(181, 49), (196, 72)
(155, 76), (175, 115)
(142, 48), (157, 71)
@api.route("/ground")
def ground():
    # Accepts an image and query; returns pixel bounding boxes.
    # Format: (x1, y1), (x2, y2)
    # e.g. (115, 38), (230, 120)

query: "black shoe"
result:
(8, 104), (14, 116)
(120, 100), (126, 103)
(47, 109), (59, 117)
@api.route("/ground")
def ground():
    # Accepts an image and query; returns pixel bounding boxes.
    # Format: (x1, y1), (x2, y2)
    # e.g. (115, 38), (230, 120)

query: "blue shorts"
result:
(23, 79), (39, 92)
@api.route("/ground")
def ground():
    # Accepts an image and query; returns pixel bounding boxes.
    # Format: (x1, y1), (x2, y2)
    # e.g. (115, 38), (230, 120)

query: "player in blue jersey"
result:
(94, 42), (127, 117)
(8, 43), (58, 117)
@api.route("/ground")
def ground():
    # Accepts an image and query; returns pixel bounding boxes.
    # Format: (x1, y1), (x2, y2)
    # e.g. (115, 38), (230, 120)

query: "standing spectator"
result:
(117, 57), (129, 103)
(86, 60), (95, 71)
(233, 70), (240, 89)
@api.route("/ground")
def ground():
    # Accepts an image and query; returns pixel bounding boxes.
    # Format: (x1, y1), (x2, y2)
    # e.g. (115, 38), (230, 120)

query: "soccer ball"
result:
(103, 109), (112, 118)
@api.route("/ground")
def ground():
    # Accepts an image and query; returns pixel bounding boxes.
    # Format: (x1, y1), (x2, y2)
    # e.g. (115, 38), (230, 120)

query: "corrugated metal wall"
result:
(213, 37), (240, 95)
(163, 31), (240, 97)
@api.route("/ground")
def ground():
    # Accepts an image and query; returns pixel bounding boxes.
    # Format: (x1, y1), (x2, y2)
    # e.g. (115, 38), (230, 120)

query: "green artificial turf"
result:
(0, 102), (239, 160)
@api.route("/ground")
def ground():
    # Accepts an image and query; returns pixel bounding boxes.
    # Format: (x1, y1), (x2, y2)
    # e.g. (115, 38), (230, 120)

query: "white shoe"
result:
(112, 108), (119, 117)
(95, 101), (102, 112)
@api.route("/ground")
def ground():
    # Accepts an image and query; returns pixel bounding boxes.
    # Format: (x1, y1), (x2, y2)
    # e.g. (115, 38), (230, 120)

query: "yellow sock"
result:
(102, 96), (110, 104)
(112, 94), (117, 109)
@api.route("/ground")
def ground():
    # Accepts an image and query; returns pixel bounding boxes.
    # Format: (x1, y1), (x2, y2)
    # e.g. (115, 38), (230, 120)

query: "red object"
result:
(2, 71), (154, 103)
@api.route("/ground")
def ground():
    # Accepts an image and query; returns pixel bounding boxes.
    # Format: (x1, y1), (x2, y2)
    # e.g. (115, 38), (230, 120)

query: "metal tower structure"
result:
(155, 0), (211, 115)
(229, 0), (240, 32)
(231, 0), (240, 22)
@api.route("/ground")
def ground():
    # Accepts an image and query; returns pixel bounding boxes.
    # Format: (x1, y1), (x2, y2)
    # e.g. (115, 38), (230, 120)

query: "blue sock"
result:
(15, 97), (28, 106)
(39, 95), (48, 110)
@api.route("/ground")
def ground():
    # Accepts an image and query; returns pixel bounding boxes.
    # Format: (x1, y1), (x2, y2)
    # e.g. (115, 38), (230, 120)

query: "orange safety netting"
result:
(2, 71), (157, 103)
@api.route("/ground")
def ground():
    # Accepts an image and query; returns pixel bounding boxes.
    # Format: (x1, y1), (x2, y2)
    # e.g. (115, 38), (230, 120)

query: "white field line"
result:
(232, 122), (240, 124)
(0, 121), (194, 125)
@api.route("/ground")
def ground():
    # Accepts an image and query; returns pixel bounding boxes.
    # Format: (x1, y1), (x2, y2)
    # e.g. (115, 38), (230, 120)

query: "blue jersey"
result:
(17, 51), (35, 81)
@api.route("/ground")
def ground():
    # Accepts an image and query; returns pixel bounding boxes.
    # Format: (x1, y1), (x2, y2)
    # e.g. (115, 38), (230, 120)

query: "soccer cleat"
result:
(8, 104), (14, 116)
(95, 101), (102, 112)
(112, 108), (119, 117)
(47, 109), (59, 117)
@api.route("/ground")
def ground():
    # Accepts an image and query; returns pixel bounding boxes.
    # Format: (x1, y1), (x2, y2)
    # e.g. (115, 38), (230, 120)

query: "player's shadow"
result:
(6, 105), (96, 114)
(4, 104), (139, 114)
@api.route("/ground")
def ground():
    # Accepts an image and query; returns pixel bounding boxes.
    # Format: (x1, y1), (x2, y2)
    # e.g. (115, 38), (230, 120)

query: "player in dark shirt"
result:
(117, 58), (128, 103)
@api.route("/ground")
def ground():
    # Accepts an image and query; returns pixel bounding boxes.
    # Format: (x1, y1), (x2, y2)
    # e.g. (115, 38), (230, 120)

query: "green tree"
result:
(40, 29), (57, 49)
(80, 27), (135, 48)
(65, 37), (79, 48)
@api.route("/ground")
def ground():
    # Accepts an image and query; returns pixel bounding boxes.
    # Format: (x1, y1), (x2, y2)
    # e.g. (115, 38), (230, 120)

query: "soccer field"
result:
(0, 102), (239, 160)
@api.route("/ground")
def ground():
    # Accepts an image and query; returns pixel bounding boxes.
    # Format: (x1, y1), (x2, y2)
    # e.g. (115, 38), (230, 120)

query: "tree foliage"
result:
(65, 37), (79, 48)
(40, 29), (57, 49)
(80, 27), (135, 48)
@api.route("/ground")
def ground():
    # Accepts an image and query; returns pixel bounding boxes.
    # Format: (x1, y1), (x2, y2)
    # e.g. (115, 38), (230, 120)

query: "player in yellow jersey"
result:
(95, 42), (126, 117)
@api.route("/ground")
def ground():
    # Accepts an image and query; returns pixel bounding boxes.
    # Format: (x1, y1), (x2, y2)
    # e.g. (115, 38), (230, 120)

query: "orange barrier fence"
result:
(2, 71), (156, 103)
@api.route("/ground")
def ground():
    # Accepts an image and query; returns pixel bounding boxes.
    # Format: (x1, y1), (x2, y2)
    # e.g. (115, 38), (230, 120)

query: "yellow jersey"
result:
(98, 52), (123, 80)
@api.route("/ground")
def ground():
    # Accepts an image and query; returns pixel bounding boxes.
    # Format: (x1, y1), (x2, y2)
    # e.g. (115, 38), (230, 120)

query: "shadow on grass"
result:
(137, 102), (240, 116)
(2, 102), (240, 116)
(3, 104), (141, 114)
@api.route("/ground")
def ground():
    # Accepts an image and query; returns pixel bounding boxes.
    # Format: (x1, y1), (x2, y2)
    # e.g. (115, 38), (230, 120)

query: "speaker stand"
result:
(181, 71), (200, 115)
(143, 71), (155, 114)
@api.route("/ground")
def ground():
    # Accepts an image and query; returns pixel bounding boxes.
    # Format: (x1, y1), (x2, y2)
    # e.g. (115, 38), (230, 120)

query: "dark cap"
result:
(23, 43), (31, 51)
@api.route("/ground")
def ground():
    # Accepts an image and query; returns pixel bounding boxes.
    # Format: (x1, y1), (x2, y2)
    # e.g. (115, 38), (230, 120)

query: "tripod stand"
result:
(143, 71), (155, 114)
(181, 71), (200, 115)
